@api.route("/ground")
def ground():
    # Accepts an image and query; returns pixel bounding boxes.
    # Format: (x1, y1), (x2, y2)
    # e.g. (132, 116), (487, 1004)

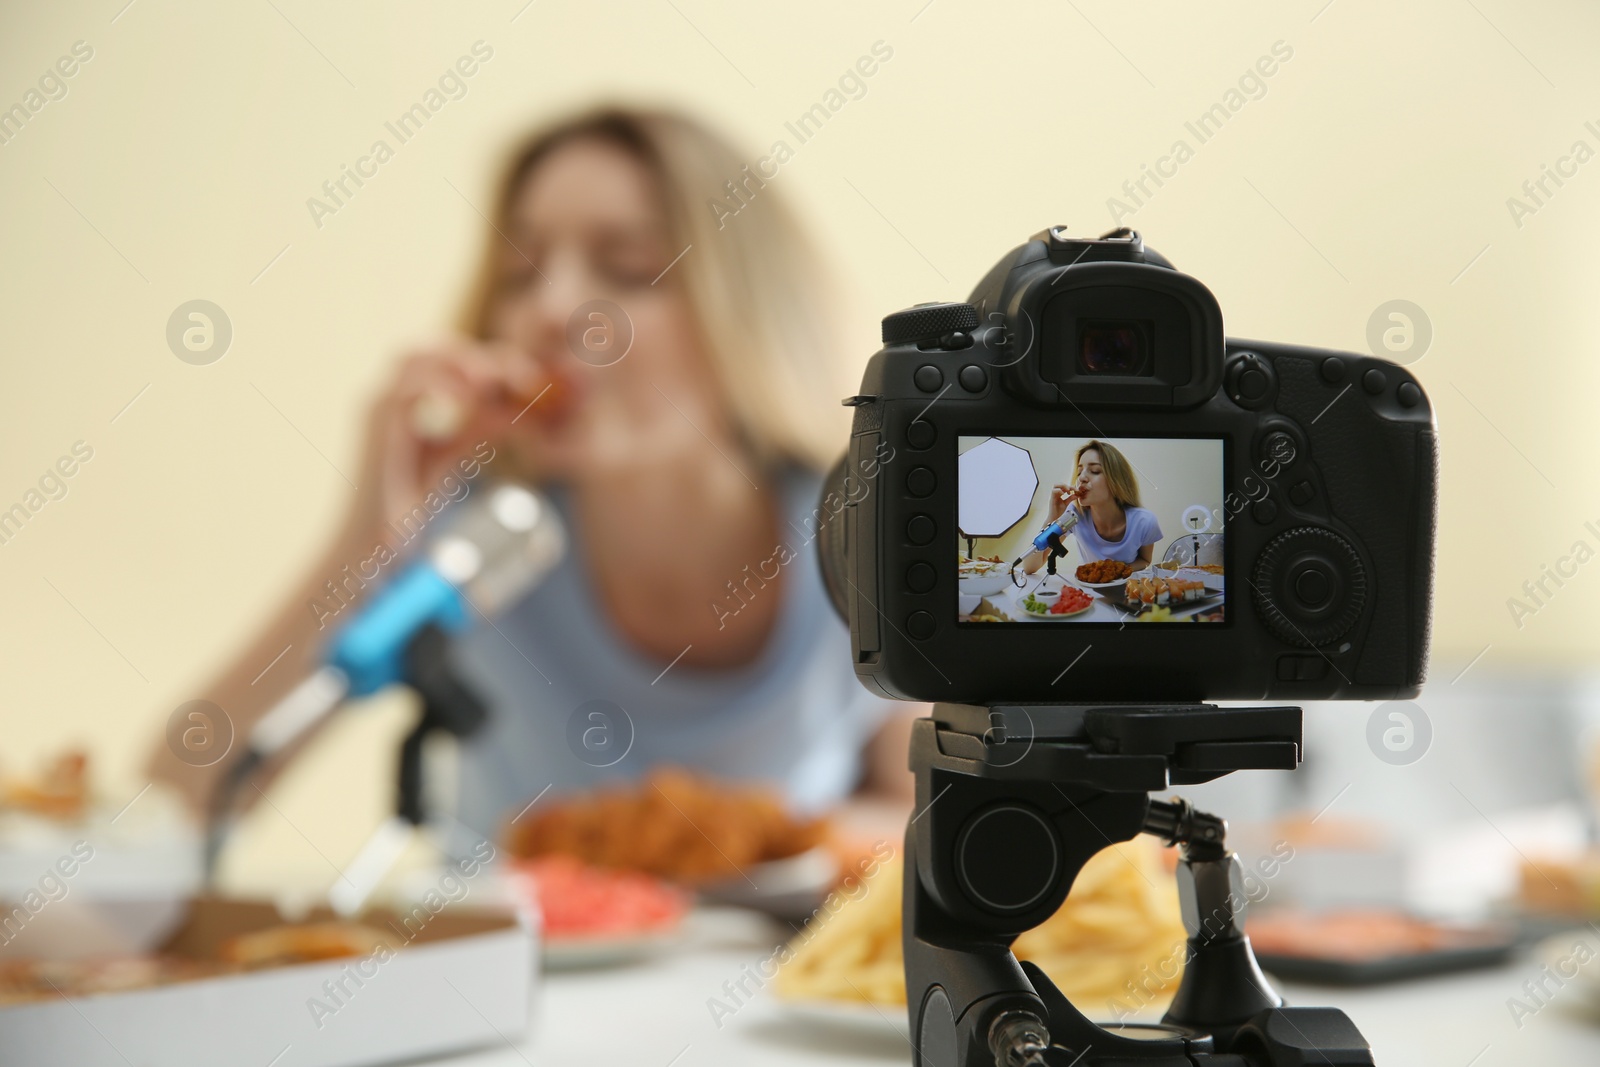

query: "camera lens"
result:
(1079, 321), (1149, 375)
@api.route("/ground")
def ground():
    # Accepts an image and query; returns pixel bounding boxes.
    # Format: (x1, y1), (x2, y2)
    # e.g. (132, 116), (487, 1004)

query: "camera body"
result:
(820, 228), (1436, 704)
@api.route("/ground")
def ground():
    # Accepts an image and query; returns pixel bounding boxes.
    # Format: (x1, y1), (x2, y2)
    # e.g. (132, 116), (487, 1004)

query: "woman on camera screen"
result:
(1023, 440), (1163, 573)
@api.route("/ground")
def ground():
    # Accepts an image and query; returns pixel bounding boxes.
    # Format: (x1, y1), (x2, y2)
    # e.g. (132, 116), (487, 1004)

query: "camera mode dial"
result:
(882, 302), (979, 345)
(1251, 527), (1367, 648)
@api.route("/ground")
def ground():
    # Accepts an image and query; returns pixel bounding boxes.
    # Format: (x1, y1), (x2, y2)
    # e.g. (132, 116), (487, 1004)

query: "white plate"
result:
(698, 847), (840, 921)
(1150, 565), (1225, 590)
(775, 997), (909, 1040)
(1072, 576), (1138, 591)
(543, 924), (683, 969)
(958, 573), (1009, 596)
(1116, 570), (1224, 594)
(1537, 932), (1600, 1015)
(1068, 565), (1142, 590)
(1016, 594), (1095, 621)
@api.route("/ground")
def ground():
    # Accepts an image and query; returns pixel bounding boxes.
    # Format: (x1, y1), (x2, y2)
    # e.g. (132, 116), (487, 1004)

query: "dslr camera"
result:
(820, 226), (1436, 705)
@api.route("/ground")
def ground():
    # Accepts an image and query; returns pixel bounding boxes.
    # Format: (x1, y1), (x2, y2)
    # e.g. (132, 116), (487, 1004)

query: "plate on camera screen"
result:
(1080, 567), (1224, 592)
(1072, 576), (1139, 591)
(1102, 580), (1223, 617)
(1018, 589), (1095, 620)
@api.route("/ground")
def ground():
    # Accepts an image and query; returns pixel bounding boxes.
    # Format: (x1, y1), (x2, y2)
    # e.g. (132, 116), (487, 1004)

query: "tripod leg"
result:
(902, 826), (1042, 1067)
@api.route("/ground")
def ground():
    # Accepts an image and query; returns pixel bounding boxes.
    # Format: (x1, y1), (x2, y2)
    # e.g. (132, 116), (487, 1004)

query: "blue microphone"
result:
(1031, 499), (1081, 552)
(1032, 520), (1069, 553)
(247, 483), (564, 758)
(206, 483), (563, 882)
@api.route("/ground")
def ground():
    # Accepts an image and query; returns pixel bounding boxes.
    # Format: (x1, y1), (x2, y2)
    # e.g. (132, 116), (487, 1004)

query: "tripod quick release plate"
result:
(930, 703), (1302, 789)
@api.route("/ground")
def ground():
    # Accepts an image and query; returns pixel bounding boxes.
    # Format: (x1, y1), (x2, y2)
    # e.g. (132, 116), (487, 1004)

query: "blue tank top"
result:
(444, 467), (894, 841)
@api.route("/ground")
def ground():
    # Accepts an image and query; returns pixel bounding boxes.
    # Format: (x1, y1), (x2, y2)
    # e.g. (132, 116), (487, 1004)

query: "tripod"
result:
(903, 703), (1375, 1067)
(205, 623), (487, 897)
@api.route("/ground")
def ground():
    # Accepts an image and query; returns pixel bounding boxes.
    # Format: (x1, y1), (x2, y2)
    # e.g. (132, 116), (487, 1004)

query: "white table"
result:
(419, 908), (1600, 1067)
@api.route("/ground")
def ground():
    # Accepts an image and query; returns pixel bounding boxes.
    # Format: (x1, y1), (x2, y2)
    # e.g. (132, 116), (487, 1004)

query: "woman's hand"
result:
(1045, 484), (1080, 524)
(353, 339), (546, 530)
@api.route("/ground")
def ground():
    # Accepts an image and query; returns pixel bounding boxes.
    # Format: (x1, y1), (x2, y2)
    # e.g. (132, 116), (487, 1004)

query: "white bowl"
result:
(958, 573), (1009, 596)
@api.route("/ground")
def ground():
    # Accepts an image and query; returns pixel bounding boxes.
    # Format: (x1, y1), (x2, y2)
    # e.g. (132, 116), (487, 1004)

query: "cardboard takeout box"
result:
(0, 896), (536, 1067)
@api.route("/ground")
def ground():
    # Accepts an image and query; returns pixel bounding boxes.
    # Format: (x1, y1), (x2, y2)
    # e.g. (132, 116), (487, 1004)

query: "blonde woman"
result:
(1023, 440), (1162, 573)
(151, 107), (900, 840)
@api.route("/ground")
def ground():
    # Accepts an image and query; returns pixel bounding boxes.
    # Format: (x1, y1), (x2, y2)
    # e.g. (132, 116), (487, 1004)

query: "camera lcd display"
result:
(956, 435), (1226, 624)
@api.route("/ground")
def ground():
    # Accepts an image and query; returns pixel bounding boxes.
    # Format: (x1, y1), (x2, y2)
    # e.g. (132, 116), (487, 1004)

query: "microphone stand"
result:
(205, 624), (490, 911)
(328, 623), (489, 914)
(396, 623), (488, 826)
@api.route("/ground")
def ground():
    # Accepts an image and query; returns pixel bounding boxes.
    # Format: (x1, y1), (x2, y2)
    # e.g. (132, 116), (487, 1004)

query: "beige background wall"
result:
(2, 1), (1596, 888)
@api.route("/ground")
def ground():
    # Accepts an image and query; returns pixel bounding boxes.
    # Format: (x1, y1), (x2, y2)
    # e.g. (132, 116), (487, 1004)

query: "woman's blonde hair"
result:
(1075, 440), (1142, 509)
(457, 106), (850, 470)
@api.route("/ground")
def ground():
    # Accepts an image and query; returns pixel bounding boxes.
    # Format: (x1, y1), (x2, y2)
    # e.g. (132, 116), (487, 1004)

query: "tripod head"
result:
(904, 702), (1375, 1067)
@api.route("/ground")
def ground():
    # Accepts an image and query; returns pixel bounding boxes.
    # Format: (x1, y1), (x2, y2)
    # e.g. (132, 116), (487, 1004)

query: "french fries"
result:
(776, 838), (1187, 1014)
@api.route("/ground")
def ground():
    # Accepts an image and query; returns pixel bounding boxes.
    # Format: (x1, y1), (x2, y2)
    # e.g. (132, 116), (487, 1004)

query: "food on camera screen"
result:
(775, 839), (1185, 1009)
(1051, 588), (1093, 614)
(957, 435), (1225, 624)
(1076, 559), (1133, 584)
(503, 767), (828, 884)
(1125, 576), (1207, 609)
(1022, 589), (1093, 617)
(965, 596), (1011, 622)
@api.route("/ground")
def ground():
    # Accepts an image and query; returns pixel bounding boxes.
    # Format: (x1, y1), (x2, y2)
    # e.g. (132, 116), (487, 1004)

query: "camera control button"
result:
(883, 302), (980, 345)
(1397, 381), (1422, 408)
(913, 365), (944, 392)
(906, 562), (936, 594)
(1276, 654), (1328, 681)
(1261, 431), (1297, 467)
(1225, 352), (1277, 409)
(906, 420), (937, 449)
(1362, 367), (1388, 395)
(1294, 568), (1332, 607)
(958, 364), (988, 392)
(1252, 499), (1278, 524)
(906, 467), (937, 497)
(1252, 527), (1367, 648)
(907, 610), (936, 640)
(1321, 357), (1347, 383)
(1289, 480), (1315, 506)
(907, 514), (936, 545)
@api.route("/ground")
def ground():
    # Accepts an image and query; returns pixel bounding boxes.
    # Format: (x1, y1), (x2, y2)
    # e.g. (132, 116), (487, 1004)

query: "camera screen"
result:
(956, 435), (1226, 624)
